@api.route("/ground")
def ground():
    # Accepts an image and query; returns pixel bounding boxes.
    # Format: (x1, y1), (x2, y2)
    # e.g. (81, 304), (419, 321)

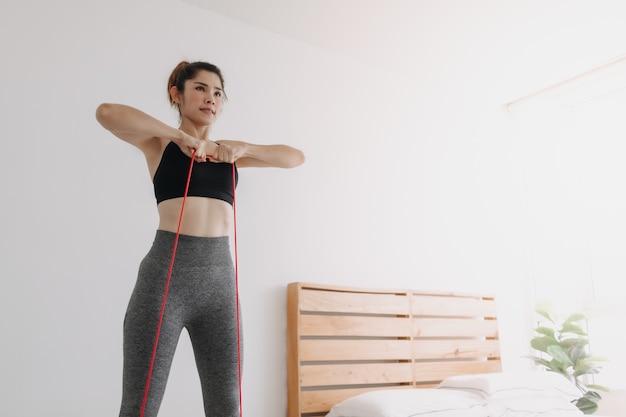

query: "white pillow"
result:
(325, 388), (490, 417)
(437, 371), (580, 401)
(438, 372), (584, 416)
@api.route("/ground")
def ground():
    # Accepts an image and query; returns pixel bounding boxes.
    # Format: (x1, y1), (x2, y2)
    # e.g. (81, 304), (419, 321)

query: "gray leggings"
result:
(119, 230), (242, 417)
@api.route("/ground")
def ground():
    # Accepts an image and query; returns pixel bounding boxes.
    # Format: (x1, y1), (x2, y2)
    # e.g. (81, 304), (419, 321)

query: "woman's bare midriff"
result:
(157, 197), (233, 237)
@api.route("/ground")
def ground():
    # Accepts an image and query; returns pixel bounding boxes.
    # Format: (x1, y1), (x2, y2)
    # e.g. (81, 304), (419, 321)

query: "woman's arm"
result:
(95, 103), (214, 161)
(213, 140), (305, 168)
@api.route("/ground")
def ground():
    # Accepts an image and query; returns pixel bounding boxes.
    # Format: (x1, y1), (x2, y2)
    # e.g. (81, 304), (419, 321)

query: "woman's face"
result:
(178, 70), (225, 126)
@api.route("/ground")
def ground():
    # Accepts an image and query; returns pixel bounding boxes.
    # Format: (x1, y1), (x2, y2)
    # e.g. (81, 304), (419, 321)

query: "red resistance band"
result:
(139, 150), (242, 417)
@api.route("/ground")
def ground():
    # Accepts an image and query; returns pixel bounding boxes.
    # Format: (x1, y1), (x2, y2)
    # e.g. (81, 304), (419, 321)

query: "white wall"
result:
(1, 0), (625, 416)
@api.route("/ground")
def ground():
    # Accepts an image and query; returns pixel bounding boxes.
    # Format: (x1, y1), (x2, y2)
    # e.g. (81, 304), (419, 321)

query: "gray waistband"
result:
(144, 230), (232, 268)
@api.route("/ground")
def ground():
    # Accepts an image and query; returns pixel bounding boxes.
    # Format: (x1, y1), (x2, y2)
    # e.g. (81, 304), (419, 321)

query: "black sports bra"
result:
(153, 141), (238, 205)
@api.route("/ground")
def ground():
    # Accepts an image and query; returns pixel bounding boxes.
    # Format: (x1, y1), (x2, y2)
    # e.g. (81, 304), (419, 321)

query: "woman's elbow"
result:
(95, 103), (126, 130)
(288, 149), (306, 168)
(95, 103), (115, 127)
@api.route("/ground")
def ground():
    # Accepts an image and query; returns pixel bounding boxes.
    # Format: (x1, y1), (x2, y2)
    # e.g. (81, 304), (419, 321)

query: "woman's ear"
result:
(169, 85), (182, 105)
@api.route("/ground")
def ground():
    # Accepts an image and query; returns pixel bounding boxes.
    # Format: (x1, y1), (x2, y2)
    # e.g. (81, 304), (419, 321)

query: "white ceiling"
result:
(181, 0), (626, 96)
(181, 0), (514, 79)
(181, 0), (429, 58)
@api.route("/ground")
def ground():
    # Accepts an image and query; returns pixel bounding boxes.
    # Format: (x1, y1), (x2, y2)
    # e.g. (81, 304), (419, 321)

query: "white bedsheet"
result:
(326, 372), (614, 417)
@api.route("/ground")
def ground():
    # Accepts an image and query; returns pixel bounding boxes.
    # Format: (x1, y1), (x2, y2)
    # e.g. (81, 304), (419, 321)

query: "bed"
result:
(286, 282), (597, 417)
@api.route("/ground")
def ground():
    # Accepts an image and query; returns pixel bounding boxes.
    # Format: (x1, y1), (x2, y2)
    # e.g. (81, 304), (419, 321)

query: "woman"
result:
(96, 61), (304, 417)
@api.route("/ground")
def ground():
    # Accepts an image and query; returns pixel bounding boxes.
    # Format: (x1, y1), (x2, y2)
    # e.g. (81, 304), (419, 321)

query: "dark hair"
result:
(167, 61), (227, 107)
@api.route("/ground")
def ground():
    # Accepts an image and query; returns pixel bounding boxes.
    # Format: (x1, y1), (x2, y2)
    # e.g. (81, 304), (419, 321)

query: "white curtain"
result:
(507, 56), (626, 389)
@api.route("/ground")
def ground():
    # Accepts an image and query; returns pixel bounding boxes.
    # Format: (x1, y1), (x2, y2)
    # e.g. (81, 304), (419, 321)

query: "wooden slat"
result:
(296, 282), (484, 298)
(410, 294), (497, 317)
(412, 339), (500, 360)
(300, 315), (412, 337)
(412, 318), (498, 338)
(300, 338), (501, 362)
(301, 362), (414, 387)
(287, 283), (301, 417)
(300, 339), (413, 361)
(300, 288), (410, 315)
(412, 360), (502, 383)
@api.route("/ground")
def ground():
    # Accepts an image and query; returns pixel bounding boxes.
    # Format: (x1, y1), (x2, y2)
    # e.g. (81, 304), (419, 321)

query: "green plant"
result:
(527, 301), (609, 414)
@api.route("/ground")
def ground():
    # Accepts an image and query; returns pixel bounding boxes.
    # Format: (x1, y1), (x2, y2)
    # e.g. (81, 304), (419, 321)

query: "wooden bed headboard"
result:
(286, 282), (502, 417)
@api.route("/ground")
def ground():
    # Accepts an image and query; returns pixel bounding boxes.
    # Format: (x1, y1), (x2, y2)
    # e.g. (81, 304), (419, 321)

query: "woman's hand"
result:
(178, 135), (246, 164)
(178, 130), (211, 163)
(210, 140), (247, 164)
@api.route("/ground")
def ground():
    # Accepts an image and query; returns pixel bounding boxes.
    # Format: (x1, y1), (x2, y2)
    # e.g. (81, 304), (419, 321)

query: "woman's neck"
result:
(179, 120), (211, 140)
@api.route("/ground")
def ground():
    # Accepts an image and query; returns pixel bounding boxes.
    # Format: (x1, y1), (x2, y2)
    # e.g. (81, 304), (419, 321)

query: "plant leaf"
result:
(531, 336), (558, 353)
(547, 345), (574, 367)
(564, 312), (587, 324)
(577, 357), (606, 367)
(569, 344), (590, 363)
(561, 322), (587, 335)
(585, 355), (610, 362)
(534, 300), (557, 322)
(583, 390), (602, 401)
(586, 384), (610, 393)
(575, 396), (599, 414)
(526, 356), (554, 370)
(545, 358), (569, 374)
(560, 338), (588, 351)
(573, 362), (599, 376)
(535, 326), (555, 338)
